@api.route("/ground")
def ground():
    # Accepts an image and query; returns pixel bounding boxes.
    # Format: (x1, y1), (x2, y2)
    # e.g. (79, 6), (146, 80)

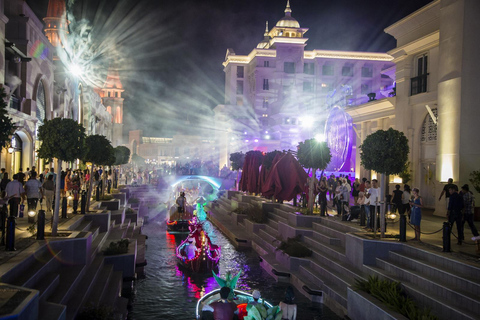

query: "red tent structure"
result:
(239, 151), (264, 193)
(261, 153), (308, 202)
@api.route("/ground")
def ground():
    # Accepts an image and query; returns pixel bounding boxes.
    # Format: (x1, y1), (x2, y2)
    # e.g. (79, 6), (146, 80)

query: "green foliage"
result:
(117, 185), (126, 189)
(277, 235), (312, 258)
(38, 118), (86, 162)
(230, 152), (245, 171)
(103, 239), (130, 256)
(359, 128), (409, 175)
(99, 194), (113, 201)
(27, 223), (36, 236)
(245, 204), (268, 223)
(297, 139), (331, 171)
(0, 87), (16, 150)
(114, 146), (131, 165)
(354, 276), (438, 320)
(83, 134), (115, 166)
(469, 171), (480, 193)
(128, 197), (139, 204)
(126, 208), (135, 214)
(77, 305), (114, 320)
(399, 162), (412, 184)
(263, 150), (282, 170)
(131, 153), (145, 166)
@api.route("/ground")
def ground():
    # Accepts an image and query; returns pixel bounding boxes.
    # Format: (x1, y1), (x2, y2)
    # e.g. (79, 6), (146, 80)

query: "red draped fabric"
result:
(261, 153), (308, 202)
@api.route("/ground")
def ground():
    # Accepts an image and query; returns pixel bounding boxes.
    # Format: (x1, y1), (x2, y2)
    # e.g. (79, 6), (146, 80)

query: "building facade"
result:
(0, 0), (122, 177)
(215, 1), (395, 172)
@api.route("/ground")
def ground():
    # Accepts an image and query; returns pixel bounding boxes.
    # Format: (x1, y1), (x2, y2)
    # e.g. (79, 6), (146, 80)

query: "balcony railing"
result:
(411, 74), (428, 95)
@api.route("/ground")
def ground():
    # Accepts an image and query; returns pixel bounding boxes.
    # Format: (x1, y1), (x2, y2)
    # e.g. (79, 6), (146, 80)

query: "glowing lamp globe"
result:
(28, 210), (36, 217)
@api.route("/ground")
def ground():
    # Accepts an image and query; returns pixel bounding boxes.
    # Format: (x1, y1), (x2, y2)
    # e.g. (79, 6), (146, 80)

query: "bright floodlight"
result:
(315, 133), (325, 142)
(69, 63), (83, 77)
(301, 117), (314, 128)
(28, 210), (36, 217)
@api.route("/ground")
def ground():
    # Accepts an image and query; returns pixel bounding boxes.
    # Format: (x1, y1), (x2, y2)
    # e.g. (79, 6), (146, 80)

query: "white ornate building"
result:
(215, 1), (394, 172)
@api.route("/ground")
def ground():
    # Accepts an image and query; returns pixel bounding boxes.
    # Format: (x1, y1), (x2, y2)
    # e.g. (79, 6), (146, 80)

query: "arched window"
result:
(115, 106), (122, 123)
(36, 81), (46, 124)
(421, 108), (437, 142)
(106, 106), (112, 114)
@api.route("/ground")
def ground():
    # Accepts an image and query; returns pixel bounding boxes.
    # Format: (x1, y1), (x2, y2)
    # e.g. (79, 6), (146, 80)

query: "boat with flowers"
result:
(176, 223), (220, 273)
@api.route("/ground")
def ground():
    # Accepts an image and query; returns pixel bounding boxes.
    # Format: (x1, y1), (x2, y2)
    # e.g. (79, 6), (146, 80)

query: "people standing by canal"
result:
(447, 185), (464, 245)
(352, 178), (360, 205)
(402, 184), (411, 218)
(279, 286), (297, 320)
(24, 172), (43, 214)
(363, 181), (371, 230)
(391, 184), (403, 214)
(5, 174), (25, 217)
(409, 188), (423, 241)
(439, 178), (457, 210)
(42, 175), (55, 214)
(367, 179), (381, 231)
(318, 177), (328, 216)
(460, 184), (479, 241)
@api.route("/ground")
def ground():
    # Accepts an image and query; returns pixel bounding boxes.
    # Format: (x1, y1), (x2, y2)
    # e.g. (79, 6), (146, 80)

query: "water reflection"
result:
(128, 213), (340, 320)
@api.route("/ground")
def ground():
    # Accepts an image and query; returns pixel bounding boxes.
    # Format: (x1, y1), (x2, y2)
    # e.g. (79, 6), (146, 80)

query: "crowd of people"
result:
(312, 175), (478, 243)
(0, 165), (118, 218)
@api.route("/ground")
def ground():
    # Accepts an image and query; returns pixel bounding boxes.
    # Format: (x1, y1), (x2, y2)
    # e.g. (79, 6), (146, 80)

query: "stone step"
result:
(32, 272), (60, 301)
(310, 252), (366, 284)
(389, 251), (480, 297)
(318, 216), (361, 234)
(100, 271), (123, 307)
(263, 224), (277, 238)
(312, 222), (346, 245)
(85, 263), (114, 307)
(74, 219), (93, 232)
(258, 228), (278, 246)
(48, 264), (86, 305)
(91, 231), (109, 261)
(90, 226), (100, 242)
(267, 212), (288, 225)
(253, 233), (277, 255)
(298, 264), (347, 308)
(376, 257), (480, 316)
(304, 236), (347, 263)
(64, 255), (105, 319)
(310, 229), (342, 247)
(9, 249), (62, 288)
(267, 219), (278, 231)
(289, 268), (324, 304)
(273, 207), (290, 220)
(38, 301), (66, 320)
(366, 265), (479, 320)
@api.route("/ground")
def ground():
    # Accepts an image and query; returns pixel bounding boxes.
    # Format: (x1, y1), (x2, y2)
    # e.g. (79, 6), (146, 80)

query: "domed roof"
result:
(276, 0), (300, 28)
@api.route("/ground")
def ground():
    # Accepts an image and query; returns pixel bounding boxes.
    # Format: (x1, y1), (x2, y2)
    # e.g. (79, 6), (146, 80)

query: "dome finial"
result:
(285, 0), (292, 16)
(264, 21), (269, 36)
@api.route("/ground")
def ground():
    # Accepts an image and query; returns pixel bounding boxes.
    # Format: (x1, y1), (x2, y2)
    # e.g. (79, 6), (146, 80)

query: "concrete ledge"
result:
(277, 222), (313, 241)
(119, 188), (130, 199)
(112, 193), (126, 206)
(84, 211), (111, 233)
(244, 219), (266, 234)
(275, 250), (309, 271)
(231, 212), (246, 225)
(0, 284), (39, 320)
(347, 288), (408, 320)
(103, 239), (137, 279)
(99, 200), (120, 211)
(287, 212), (322, 228)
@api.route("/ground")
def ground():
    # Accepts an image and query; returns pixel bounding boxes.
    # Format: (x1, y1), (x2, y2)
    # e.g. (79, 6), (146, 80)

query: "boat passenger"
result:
(187, 238), (197, 260)
(279, 286), (297, 320)
(249, 290), (261, 306)
(203, 286), (238, 320)
(176, 191), (187, 217)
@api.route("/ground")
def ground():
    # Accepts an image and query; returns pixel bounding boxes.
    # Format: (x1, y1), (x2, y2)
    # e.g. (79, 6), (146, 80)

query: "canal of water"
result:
(127, 210), (342, 319)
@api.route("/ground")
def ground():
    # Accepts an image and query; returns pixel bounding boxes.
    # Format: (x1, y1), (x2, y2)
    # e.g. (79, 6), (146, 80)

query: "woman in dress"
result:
(409, 187), (423, 241)
(279, 286), (297, 320)
(318, 178), (328, 217)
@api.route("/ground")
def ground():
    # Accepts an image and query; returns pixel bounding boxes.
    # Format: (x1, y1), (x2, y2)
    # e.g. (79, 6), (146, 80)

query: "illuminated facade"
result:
(345, 0), (480, 214)
(0, 0), (119, 176)
(215, 1), (394, 170)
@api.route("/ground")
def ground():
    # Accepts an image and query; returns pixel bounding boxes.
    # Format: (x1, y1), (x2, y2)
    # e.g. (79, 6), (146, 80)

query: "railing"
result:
(411, 74), (428, 95)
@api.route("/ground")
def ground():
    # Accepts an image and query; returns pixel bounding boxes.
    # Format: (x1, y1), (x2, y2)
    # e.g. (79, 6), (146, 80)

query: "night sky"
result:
(26, 0), (432, 138)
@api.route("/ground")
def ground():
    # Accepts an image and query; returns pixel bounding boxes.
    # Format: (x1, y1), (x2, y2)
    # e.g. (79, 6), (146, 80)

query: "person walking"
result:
(447, 185), (464, 245)
(409, 188), (423, 241)
(460, 184), (479, 241)
(24, 172), (43, 215)
(5, 174), (25, 217)
(439, 178), (457, 210)
(0, 172), (10, 194)
(392, 184), (403, 214)
(42, 175), (55, 214)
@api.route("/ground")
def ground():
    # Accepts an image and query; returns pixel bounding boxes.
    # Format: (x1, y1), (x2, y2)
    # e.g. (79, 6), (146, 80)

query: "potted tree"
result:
(38, 118), (86, 235)
(359, 128), (409, 237)
(297, 139), (332, 215)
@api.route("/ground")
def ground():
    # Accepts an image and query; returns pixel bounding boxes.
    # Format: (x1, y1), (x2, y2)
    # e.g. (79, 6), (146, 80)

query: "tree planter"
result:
(103, 239), (137, 279)
(112, 193), (126, 206)
(347, 288), (408, 320)
(275, 250), (309, 271)
(100, 199), (120, 211)
(244, 219), (266, 234)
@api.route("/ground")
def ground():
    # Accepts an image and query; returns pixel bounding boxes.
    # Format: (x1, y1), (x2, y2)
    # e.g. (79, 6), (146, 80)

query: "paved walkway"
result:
(324, 201), (480, 260)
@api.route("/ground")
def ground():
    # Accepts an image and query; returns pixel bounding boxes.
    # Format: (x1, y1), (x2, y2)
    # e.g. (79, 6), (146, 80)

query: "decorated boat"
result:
(195, 288), (277, 320)
(166, 204), (194, 233)
(176, 224), (220, 273)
